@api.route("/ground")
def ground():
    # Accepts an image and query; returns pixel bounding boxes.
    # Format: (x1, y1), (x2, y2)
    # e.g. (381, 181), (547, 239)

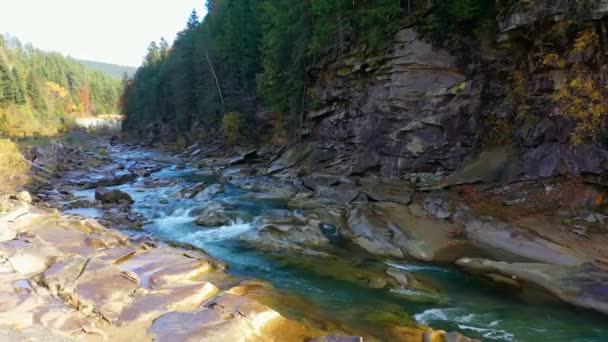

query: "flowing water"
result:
(72, 146), (608, 341)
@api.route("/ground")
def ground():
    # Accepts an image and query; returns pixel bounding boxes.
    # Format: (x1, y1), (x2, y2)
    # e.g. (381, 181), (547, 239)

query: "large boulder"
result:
(464, 217), (585, 266)
(25, 139), (68, 171)
(95, 187), (133, 204)
(240, 214), (331, 256)
(344, 202), (473, 261)
(193, 201), (235, 227)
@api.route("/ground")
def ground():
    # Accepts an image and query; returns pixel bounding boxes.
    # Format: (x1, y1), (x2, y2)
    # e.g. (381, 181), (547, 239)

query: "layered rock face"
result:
(305, 1), (608, 179)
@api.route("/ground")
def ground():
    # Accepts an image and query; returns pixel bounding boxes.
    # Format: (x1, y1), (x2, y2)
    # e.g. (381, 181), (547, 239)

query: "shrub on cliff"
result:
(0, 138), (29, 194)
(222, 112), (249, 145)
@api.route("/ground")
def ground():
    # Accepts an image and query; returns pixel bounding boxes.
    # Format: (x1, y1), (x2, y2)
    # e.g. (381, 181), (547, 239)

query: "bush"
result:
(222, 112), (249, 145)
(0, 139), (29, 194)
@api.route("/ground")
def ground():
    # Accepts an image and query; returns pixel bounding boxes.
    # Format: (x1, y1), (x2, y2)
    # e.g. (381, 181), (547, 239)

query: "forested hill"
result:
(0, 34), (121, 136)
(122, 0), (608, 181)
(77, 59), (136, 79)
(121, 0), (405, 140)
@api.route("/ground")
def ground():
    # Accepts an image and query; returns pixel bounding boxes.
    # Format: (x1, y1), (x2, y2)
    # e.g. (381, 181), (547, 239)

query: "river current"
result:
(70, 146), (608, 341)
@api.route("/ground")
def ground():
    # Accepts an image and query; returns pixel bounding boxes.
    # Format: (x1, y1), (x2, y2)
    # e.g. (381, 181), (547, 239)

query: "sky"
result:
(1, 0), (206, 67)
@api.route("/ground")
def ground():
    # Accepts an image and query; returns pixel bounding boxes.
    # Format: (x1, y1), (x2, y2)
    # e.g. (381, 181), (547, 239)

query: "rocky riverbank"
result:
(1, 137), (484, 341)
(169, 140), (608, 318)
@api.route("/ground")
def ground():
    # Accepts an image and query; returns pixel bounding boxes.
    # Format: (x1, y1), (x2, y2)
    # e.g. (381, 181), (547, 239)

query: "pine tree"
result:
(187, 10), (200, 30)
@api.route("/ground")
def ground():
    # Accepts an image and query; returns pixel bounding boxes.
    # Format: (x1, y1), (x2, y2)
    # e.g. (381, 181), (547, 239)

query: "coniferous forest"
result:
(122, 0), (413, 139)
(121, 0), (502, 143)
(0, 35), (121, 136)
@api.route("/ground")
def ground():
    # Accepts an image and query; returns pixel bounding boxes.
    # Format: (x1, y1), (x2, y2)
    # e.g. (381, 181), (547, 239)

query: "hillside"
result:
(0, 34), (121, 136)
(77, 59), (136, 79)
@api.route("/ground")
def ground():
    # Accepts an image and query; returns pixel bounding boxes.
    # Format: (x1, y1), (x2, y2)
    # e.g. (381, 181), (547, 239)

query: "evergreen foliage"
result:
(122, 1), (496, 142)
(0, 35), (121, 135)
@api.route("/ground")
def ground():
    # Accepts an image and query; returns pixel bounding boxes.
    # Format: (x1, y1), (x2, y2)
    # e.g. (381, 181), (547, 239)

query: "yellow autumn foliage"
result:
(46, 81), (69, 98)
(0, 138), (29, 194)
(550, 29), (607, 145)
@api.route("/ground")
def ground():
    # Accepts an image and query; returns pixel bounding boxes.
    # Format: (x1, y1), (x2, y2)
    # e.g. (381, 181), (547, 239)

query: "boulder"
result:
(241, 214), (331, 256)
(81, 171), (137, 189)
(195, 212), (233, 227)
(344, 202), (472, 261)
(193, 183), (225, 201)
(465, 217), (585, 266)
(95, 187), (133, 204)
(171, 182), (208, 199)
(25, 140), (67, 171)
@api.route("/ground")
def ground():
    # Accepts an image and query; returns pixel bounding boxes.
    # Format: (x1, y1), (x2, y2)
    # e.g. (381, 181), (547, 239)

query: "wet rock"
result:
(193, 201), (236, 227)
(95, 187), (133, 204)
(456, 258), (608, 317)
(193, 183), (225, 201)
(171, 182), (208, 199)
(241, 214), (331, 256)
(195, 211), (233, 227)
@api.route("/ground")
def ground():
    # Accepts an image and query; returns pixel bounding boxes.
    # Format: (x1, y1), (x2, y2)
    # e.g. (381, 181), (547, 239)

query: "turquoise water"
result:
(74, 146), (608, 341)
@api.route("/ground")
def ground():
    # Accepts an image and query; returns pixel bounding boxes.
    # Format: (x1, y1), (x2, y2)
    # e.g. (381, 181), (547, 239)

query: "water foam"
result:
(385, 261), (450, 273)
(189, 222), (253, 242)
(415, 308), (515, 341)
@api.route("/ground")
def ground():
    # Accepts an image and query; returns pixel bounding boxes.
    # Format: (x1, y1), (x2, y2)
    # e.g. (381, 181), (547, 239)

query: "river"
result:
(69, 145), (608, 341)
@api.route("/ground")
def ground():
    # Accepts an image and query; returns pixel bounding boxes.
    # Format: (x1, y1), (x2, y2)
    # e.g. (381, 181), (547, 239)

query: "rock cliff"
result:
(304, 1), (608, 179)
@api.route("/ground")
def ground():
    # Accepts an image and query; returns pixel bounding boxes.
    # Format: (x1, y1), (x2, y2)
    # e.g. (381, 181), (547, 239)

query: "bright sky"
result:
(1, 0), (206, 67)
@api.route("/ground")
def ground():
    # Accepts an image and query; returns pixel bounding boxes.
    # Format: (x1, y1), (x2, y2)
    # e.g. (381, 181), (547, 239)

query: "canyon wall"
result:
(303, 1), (608, 180)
